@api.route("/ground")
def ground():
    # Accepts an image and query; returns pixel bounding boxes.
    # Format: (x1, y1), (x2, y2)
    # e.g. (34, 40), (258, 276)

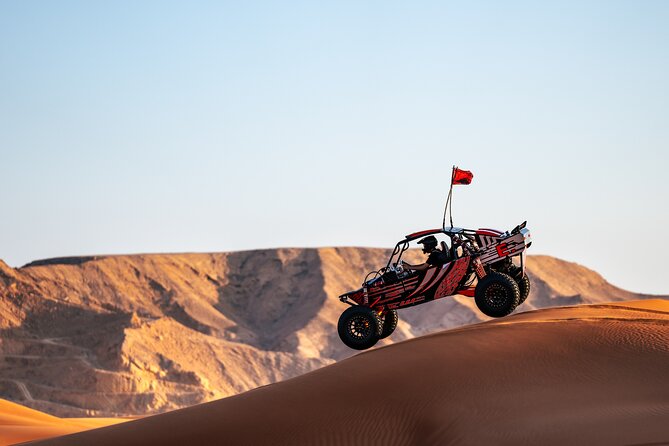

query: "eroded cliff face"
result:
(0, 250), (659, 416)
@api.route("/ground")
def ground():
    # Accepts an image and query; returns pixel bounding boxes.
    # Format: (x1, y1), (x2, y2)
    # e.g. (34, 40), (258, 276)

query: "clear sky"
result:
(1, 1), (668, 294)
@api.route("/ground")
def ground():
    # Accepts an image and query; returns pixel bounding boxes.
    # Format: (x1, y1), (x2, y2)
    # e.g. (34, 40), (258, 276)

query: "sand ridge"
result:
(23, 299), (669, 446)
(1, 250), (663, 418)
(0, 399), (124, 446)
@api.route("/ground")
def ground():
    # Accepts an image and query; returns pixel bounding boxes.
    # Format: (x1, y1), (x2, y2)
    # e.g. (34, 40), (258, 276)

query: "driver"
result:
(402, 235), (449, 272)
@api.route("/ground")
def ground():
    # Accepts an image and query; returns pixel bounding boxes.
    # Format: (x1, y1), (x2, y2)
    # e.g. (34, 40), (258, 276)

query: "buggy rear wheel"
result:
(337, 306), (382, 350)
(509, 265), (531, 305)
(475, 272), (520, 318)
(379, 309), (398, 339)
(516, 273), (531, 305)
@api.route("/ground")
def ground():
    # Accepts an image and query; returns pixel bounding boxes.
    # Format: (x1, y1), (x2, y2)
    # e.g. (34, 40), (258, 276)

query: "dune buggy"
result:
(337, 222), (532, 350)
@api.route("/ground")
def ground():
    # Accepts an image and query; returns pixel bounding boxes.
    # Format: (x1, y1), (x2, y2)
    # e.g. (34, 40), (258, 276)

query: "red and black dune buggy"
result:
(337, 222), (532, 350)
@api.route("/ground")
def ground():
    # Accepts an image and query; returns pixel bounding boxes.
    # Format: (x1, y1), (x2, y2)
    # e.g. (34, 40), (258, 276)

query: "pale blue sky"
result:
(1, 1), (668, 294)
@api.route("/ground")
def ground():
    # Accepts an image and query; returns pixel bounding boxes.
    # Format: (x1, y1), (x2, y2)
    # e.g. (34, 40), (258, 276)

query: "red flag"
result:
(452, 168), (473, 185)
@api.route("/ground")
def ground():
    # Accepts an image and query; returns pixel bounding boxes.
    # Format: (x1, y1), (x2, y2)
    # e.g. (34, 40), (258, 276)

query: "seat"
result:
(440, 241), (453, 262)
(442, 240), (463, 260)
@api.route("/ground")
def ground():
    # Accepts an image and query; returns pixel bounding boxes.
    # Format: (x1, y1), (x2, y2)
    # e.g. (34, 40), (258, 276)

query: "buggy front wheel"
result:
(337, 306), (382, 350)
(379, 309), (398, 339)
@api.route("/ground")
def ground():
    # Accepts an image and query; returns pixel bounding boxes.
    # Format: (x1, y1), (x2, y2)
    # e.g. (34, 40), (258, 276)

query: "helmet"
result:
(417, 235), (438, 253)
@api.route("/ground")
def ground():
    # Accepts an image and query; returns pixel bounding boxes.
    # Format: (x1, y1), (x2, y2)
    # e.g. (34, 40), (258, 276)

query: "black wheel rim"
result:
(348, 315), (373, 340)
(484, 283), (509, 309)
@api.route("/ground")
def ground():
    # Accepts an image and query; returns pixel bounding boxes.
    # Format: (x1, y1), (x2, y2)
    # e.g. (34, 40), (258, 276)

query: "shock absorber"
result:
(473, 258), (486, 278)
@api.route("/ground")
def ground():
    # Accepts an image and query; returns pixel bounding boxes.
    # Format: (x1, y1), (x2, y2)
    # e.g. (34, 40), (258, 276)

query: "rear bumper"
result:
(477, 227), (531, 265)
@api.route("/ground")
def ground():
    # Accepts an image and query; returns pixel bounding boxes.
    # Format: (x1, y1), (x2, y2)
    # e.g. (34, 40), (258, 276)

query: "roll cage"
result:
(385, 222), (528, 270)
(385, 226), (469, 269)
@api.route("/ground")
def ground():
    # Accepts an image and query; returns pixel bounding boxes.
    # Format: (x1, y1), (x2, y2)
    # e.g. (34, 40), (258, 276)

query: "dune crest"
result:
(0, 250), (664, 417)
(22, 300), (669, 446)
(0, 399), (124, 446)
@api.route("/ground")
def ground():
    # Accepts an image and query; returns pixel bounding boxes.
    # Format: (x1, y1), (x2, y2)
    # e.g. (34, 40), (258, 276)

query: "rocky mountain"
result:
(0, 250), (661, 417)
(28, 300), (669, 446)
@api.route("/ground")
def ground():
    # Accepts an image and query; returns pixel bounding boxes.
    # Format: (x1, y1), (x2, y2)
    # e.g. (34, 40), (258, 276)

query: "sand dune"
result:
(1, 251), (663, 418)
(24, 299), (669, 446)
(0, 399), (124, 446)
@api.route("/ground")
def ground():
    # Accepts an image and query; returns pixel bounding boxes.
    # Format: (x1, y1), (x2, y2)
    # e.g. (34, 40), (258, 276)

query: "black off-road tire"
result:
(337, 306), (382, 350)
(475, 271), (521, 318)
(516, 273), (531, 305)
(379, 309), (398, 339)
(508, 265), (531, 305)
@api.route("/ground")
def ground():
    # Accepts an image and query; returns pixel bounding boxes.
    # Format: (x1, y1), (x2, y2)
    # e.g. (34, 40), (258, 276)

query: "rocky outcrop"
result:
(0, 250), (662, 416)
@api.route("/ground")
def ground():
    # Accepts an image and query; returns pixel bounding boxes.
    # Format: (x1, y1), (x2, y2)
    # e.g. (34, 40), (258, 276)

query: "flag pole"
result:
(442, 165), (456, 229)
(449, 165), (455, 228)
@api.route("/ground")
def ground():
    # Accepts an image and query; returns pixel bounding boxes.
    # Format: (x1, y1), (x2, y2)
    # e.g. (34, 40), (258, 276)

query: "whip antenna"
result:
(442, 165), (473, 229)
(442, 166), (456, 229)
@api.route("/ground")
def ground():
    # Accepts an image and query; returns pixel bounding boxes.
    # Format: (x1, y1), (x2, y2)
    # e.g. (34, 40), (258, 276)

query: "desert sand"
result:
(0, 399), (124, 446)
(1, 251), (663, 418)
(18, 299), (669, 446)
